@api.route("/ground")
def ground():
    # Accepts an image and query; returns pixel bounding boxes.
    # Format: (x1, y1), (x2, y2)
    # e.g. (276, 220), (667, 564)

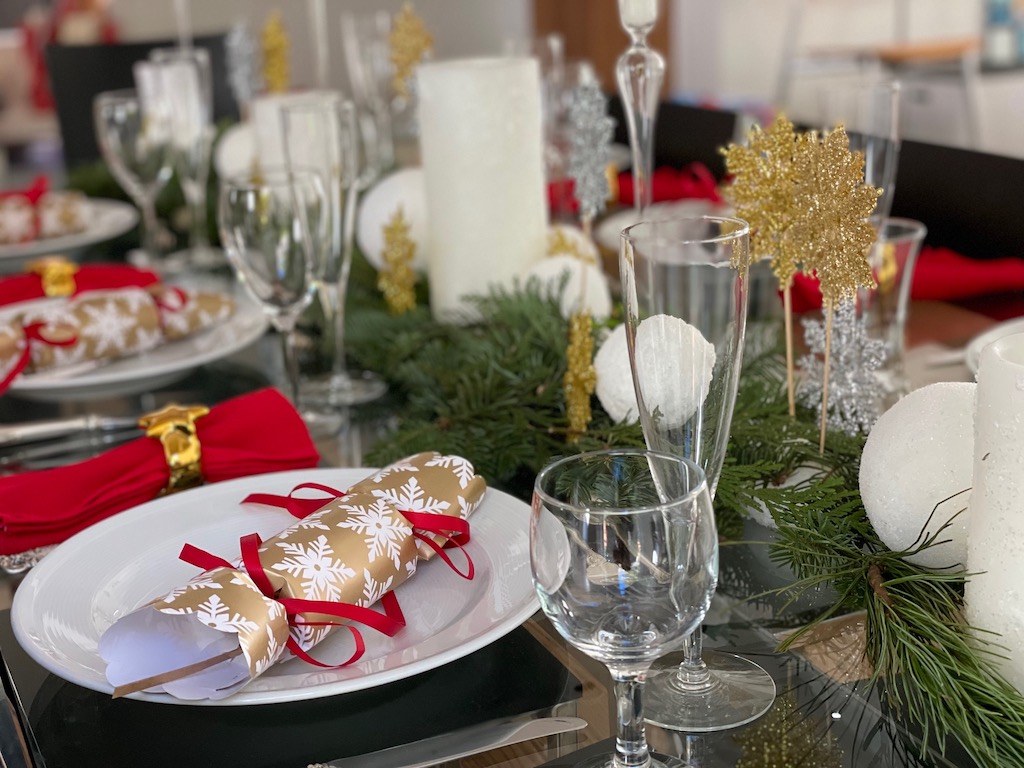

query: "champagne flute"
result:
(281, 94), (387, 407)
(93, 88), (173, 266)
(150, 46), (220, 269)
(218, 169), (324, 405)
(341, 10), (396, 171)
(532, 448), (718, 768)
(620, 216), (777, 732)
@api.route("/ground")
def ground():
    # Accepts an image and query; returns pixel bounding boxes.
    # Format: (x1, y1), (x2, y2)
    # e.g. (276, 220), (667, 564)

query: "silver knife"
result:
(308, 714), (587, 768)
(0, 415), (137, 447)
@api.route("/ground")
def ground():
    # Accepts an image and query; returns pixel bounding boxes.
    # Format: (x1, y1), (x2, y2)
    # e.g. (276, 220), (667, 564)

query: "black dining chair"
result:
(45, 33), (241, 170)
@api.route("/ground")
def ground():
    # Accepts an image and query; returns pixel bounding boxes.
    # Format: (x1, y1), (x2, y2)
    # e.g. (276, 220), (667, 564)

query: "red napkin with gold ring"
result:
(0, 260), (160, 307)
(0, 388), (320, 555)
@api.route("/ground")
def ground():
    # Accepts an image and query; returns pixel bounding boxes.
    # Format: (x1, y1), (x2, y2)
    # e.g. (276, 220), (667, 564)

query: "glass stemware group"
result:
(532, 448), (718, 768)
(279, 93), (388, 407)
(620, 216), (777, 732)
(93, 87), (173, 266)
(217, 169), (325, 405)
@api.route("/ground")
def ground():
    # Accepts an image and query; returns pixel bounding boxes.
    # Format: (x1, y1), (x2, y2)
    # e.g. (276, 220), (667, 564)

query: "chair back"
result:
(45, 34), (240, 169)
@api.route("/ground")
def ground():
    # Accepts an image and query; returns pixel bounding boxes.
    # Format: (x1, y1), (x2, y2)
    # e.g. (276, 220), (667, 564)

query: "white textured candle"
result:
(417, 57), (548, 321)
(619, 0), (659, 29)
(965, 332), (1024, 693)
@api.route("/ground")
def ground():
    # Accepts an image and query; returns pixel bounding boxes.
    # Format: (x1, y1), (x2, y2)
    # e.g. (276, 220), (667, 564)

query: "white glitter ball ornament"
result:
(524, 255), (612, 322)
(859, 381), (975, 569)
(356, 168), (429, 272)
(594, 324), (638, 424)
(547, 224), (600, 264)
(634, 314), (716, 429)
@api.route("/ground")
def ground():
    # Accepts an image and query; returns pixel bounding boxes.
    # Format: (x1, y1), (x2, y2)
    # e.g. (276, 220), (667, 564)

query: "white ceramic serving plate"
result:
(7, 293), (269, 400)
(0, 199), (139, 268)
(966, 317), (1024, 373)
(11, 467), (537, 705)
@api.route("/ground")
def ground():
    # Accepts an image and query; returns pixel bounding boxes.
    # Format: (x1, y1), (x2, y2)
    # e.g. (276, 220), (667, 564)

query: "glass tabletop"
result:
(0, 304), (991, 768)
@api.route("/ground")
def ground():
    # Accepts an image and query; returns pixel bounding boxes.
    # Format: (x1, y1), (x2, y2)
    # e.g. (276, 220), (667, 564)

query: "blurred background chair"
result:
(46, 33), (239, 169)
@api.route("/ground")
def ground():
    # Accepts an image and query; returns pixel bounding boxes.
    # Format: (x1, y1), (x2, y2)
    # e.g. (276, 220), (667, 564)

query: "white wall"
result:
(109, 0), (532, 95)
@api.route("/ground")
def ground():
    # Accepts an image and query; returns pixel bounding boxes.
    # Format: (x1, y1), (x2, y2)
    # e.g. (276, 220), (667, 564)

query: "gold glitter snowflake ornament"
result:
(721, 115), (807, 283)
(390, 3), (433, 99)
(377, 207), (417, 315)
(261, 11), (290, 94)
(787, 126), (881, 305)
(564, 312), (597, 441)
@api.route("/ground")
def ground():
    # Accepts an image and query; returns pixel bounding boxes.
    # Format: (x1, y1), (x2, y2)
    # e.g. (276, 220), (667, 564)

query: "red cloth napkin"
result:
(0, 264), (161, 307)
(0, 388), (320, 555)
(790, 246), (1024, 314)
(547, 162), (722, 215)
(616, 163), (723, 208)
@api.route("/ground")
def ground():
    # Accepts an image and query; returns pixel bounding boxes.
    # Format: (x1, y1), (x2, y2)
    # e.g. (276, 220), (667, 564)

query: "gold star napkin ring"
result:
(139, 404), (211, 495)
(26, 256), (78, 297)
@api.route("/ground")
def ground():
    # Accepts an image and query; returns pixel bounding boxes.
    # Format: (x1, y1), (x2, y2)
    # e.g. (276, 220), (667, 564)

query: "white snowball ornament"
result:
(524, 255), (612, 322)
(356, 168), (429, 272)
(594, 324), (638, 424)
(634, 314), (716, 428)
(547, 223), (600, 263)
(859, 381), (975, 569)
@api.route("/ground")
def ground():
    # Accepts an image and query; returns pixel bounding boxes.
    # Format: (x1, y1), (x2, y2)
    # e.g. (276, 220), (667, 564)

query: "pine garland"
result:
(344, 265), (1024, 767)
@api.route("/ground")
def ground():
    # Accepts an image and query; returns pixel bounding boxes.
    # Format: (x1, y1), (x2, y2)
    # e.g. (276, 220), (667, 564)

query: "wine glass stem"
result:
(675, 627), (714, 691)
(279, 327), (302, 405)
(139, 193), (162, 258)
(328, 181), (360, 380)
(184, 181), (210, 251)
(611, 670), (652, 768)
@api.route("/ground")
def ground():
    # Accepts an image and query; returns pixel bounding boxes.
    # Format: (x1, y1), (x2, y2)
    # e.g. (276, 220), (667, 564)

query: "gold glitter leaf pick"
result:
(390, 3), (433, 99)
(786, 126), (880, 306)
(261, 10), (290, 93)
(378, 207), (417, 315)
(564, 311), (596, 442)
(547, 228), (596, 265)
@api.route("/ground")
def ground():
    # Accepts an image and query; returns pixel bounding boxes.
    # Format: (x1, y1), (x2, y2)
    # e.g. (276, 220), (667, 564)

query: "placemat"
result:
(0, 611), (579, 768)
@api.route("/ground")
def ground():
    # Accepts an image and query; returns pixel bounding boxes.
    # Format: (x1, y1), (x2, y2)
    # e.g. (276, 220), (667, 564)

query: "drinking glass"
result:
(818, 79), (901, 228)
(93, 88), (173, 265)
(150, 46), (220, 269)
(341, 10), (396, 171)
(218, 169), (324, 405)
(620, 216), (776, 732)
(281, 94), (387, 406)
(532, 448), (718, 768)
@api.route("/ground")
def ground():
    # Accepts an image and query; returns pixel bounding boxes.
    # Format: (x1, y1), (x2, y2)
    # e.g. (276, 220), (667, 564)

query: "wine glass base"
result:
(572, 751), (685, 768)
(643, 650), (776, 733)
(301, 370), (387, 407)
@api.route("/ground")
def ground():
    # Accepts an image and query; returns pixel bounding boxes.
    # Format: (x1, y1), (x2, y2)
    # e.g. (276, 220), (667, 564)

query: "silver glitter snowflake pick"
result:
(567, 81), (615, 222)
(797, 299), (888, 436)
(225, 21), (263, 112)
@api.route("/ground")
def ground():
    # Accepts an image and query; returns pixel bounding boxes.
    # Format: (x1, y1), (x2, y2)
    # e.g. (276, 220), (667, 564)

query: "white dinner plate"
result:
(0, 199), (139, 268)
(966, 317), (1024, 373)
(594, 199), (730, 252)
(8, 293), (269, 401)
(11, 467), (537, 706)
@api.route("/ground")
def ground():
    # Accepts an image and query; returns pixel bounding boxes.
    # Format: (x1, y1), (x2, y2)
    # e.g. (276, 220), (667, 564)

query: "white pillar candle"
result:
(417, 57), (548, 322)
(965, 332), (1024, 693)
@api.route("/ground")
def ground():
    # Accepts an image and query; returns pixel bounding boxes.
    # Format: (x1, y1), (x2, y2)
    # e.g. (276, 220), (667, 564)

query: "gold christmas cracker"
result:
(105, 452), (486, 697)
(0, 287), (235, 376)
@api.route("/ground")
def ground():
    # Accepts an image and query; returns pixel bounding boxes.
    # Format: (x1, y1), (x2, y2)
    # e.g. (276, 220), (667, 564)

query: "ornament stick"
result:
(783, 285), (795, 417)
(307, 0), (330, 89)
(174, 0), (193, 50)
(112, 647), (243, 699)
(819, 302), (833, 453)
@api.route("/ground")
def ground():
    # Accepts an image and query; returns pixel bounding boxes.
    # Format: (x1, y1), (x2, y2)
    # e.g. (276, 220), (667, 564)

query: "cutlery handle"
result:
(0, 416), (136, 447)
